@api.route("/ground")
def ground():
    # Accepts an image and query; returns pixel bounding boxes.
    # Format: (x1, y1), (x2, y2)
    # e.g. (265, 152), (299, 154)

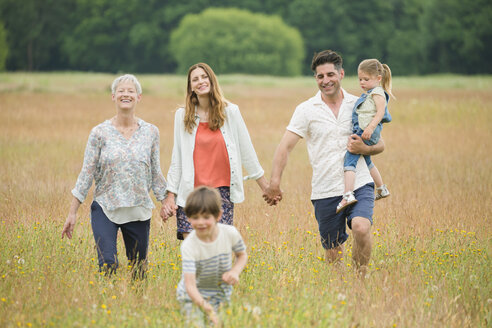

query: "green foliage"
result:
(420, 0), (492, 74)
(0, 0), (490, 74)
(61, 0), (171, 73)
(0, 0), (76, 70)
(0, 21), (7, 71)
(169, 8), (304, 76)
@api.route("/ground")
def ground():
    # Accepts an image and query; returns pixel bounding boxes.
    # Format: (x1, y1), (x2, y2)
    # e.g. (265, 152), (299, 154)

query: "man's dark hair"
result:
(311, 50), (343, 72)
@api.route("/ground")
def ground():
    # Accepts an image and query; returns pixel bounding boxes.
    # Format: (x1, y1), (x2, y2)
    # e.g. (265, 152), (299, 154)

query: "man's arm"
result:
(347, 134), (385, 156)
(264, 130), (301, 204)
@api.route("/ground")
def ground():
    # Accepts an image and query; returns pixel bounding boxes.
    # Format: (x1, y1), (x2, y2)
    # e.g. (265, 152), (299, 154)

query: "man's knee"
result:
(351, 217), (371, 238)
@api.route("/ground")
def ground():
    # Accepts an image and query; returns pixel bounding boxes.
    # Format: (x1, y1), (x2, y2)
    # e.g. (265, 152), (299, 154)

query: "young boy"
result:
(176, 186), (248, 326)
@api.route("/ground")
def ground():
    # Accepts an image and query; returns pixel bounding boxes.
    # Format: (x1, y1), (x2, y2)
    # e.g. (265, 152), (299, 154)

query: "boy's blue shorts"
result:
(311, 183), (374, 249)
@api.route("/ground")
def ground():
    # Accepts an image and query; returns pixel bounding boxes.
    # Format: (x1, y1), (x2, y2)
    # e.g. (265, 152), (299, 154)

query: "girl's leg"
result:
(364, 155), (383, 188)
(337, 170), (357, 213)
(365, 156), (390, 200)
(344, 170), (356, 195)
(90, 201), (119, 276)
(369, 166), (384, 188)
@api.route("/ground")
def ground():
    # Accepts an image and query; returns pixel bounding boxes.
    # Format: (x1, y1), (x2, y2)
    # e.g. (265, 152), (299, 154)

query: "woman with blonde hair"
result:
(61, 74), (167, 279)
(161, 63), (270, 239)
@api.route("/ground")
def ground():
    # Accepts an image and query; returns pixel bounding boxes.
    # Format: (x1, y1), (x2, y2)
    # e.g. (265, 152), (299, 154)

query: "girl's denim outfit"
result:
(344, 88), (391, 171)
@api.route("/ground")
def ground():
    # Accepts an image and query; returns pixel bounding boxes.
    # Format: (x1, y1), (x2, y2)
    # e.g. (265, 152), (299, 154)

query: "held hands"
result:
(160, 194), (178, 222)
(263, 183), (283, 206)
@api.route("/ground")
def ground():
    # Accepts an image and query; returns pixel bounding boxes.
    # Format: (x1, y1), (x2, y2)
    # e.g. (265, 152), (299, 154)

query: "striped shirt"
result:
(176, 224), (246, 304)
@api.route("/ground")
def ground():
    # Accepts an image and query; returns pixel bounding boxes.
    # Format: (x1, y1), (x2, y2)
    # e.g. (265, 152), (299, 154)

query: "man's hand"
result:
(347, 134), (385, 156)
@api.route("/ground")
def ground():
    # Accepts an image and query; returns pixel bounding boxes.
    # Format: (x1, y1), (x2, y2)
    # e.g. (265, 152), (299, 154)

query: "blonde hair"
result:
(184, 186), (222, 218)
(111, 74), (142, 95)
(358, 59), (395, 99)
(184, 63), (227, 133)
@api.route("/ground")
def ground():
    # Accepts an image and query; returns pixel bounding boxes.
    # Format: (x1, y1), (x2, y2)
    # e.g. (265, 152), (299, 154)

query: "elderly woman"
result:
(161, 63), (271, 240)
(61, 74), (167, 279)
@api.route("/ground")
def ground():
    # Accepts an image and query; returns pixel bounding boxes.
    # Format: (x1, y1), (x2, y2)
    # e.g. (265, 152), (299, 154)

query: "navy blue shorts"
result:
(311, 183), (374, 249)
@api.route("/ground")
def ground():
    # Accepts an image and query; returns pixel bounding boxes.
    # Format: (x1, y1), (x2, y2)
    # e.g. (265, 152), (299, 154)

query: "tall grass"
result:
(0, 73), (490, 327)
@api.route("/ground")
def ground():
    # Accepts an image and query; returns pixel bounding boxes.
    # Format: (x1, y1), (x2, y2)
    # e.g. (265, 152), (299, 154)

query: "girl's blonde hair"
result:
(184, 63), (227, 133)
(358, 59), (395, 99)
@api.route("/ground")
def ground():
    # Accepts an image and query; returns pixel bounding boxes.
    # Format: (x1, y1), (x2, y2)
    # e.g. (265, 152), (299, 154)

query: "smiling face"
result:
(358, 70), (381, 92)
(112, 80), (141, 110)
(314, 63), (344, 101)
(189, 67), (211, 97)
(189, 212), (221, 241)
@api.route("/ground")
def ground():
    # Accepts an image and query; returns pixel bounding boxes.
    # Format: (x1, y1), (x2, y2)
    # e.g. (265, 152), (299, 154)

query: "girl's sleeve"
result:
(166, 110), (183, 194)
(71, 128), (101, 203)
(150, 126), (167, 201)
(232, 106), (264, 180)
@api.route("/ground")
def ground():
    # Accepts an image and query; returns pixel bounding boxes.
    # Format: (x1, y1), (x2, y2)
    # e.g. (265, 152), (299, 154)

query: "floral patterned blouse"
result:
(72, 119), (167, 211)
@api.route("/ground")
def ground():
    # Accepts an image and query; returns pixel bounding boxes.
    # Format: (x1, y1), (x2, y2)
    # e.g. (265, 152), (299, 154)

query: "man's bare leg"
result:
(350, 217), (372, 277)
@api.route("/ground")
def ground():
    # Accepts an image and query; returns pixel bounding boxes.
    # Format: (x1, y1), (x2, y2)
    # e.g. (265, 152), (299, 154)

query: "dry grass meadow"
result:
(0, 72), (491, 327)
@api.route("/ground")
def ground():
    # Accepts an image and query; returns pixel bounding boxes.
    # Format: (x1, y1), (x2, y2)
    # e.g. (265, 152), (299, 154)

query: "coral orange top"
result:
(193, 122), (231, 188)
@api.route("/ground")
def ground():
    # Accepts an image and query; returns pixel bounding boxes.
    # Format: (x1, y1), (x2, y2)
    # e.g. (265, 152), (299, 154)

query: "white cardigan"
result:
(166, 103), (264, 207)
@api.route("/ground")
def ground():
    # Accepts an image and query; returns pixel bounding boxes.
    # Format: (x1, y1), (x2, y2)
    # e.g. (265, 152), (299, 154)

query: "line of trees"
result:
(0, 0), (491, 75)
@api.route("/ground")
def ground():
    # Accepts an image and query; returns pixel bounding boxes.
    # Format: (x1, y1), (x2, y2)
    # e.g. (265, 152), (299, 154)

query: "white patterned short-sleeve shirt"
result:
(287, 89), (373, 200)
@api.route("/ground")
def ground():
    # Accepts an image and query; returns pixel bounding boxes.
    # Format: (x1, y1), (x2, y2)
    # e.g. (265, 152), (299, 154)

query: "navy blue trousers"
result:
(90, 201), (150, 278)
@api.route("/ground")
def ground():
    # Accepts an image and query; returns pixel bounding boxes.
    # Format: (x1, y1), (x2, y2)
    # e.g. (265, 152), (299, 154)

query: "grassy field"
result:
(0, 72), (490, 327)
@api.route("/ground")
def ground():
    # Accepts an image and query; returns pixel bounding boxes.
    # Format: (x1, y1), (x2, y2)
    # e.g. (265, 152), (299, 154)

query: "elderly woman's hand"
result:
(160, 193), (178, 221)
(61, 213), (76, 239)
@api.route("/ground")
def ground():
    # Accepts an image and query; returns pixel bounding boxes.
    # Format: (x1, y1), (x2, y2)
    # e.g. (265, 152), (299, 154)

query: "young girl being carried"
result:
(337, 59), (394, 213)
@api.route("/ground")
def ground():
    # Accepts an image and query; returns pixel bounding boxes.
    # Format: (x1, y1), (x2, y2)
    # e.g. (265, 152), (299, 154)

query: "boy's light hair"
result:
(111, 74), (142, 95)
(184, 186), (222, 218)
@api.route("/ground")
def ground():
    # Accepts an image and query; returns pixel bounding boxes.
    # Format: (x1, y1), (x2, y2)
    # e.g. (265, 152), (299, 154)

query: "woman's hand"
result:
(160, 193), (178, 221)
(61, 213), (76, 239)
(62, 197), (81, 239)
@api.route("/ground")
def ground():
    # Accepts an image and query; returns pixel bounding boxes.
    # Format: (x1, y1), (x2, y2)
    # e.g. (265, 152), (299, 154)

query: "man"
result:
(264, 50), (384, 273)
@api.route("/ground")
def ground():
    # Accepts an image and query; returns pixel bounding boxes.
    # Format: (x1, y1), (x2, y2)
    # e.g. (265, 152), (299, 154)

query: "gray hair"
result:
(111, 74), (142, 95)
